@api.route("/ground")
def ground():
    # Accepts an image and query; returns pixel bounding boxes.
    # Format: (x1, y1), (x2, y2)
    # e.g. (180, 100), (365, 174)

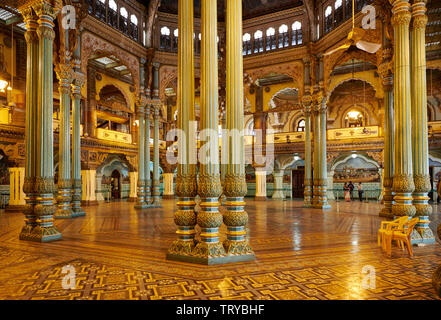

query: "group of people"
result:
(343, 181), (364, 202)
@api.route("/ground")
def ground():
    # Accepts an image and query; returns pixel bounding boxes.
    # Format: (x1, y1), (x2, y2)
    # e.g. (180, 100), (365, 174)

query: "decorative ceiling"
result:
(158, 0), (304, 20)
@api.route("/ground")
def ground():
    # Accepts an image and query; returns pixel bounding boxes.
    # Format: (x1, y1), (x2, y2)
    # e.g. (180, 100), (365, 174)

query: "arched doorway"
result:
(110, 170), (121, 200)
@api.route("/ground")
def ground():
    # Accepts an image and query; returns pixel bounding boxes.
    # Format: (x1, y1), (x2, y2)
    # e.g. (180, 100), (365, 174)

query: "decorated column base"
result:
(71, 180), (86, 217)
(135, 182), (150, 209)
(313, 180), (331, 209)
(303, 179), (312, 208)
(379, 187), (395, 218)
(433, 224), (441, 298)
(55, 184), (73, 219)
(151, 180), (162, 208)
(20, 181), (62, 242)
(222, 195), (255, 263)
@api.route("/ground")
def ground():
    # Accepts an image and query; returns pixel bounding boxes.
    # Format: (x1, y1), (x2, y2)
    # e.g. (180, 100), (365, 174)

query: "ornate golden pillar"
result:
(55, 53), (74, 218)
(71, 31), (86, 217)
(167, 0), (198, 262)
(411, 0), (434, 243)
(303, 58), (313, 208)
(379, 29), (395, 217)
(390, 0), (416, 218)
(20, 7), (39, 239)
(222, 0), (255, 262)
(317, 95), (331, 209)
(145, 104), (152, 205)
(312, 96), (320, 207)
(135, 102), (148, 209)
(192, 0), (226, 264)
(20, 0), (62, 242)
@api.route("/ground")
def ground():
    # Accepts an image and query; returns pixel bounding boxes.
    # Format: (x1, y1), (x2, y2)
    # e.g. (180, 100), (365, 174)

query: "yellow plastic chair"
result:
(383, 218), (419, 257)
(377, 216), (409, 247)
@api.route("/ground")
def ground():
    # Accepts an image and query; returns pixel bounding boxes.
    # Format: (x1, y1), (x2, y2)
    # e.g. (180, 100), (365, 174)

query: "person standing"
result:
(344, 182), (350, 202)
(348, 181), (355, 200)
(358, 182), (364, 202)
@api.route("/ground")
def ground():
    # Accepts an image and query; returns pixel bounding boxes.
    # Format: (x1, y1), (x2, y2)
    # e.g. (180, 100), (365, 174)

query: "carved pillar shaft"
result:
(26, 1), (62, 241)
(391, 0), (416, 217)
(145, 105), (152, 204)
(71, 80), (86, 217)
(223, 0), (254, 260)
(411, 0), (434, 243)
(312, 104), (320, 206)
(317, 99), (330, 209)
(152, 103), (162, 206)
(380, 76), (395, 217)
(55, 64), (73, 219)
(135, 106), (147, 209)
(167, 0), (198, 261)
(193, 0), (227, 263)
(20, 8), (39, 238)
(303, 92), (312, 207)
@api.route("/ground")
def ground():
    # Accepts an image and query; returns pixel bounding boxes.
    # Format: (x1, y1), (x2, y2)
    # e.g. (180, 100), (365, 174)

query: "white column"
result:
(327, 170), (335, 200)
(8, 167), (26, 206)
(129, 171), (138, 200)
(272, 170), (285, 199)
(81, 170), (97, 204)
(255, 169), (267, 200)
(96, 173), (104, 202)
(163, 173), (174, 199)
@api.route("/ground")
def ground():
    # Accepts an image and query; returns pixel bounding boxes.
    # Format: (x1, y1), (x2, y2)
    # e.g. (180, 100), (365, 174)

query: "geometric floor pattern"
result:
(0, 199), (440, 300)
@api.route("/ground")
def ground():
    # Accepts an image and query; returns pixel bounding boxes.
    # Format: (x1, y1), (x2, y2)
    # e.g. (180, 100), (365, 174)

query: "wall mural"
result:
(333, 156), (380, 183)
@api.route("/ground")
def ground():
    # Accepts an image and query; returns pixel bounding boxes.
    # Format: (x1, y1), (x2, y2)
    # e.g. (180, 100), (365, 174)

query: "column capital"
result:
(411, 1), (428, 29)
(391, 1), (411, 26)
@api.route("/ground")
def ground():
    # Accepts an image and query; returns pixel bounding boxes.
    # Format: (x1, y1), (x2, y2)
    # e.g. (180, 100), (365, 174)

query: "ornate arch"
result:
(81, 31), (140, 96)
(330, 153), (381, 173)
(244, 62), (304, 97)
(327, 77), (379, 100)
(324, 49), (379, 92)
(97, 83), (132, 111)
(159, 65), (177, 104)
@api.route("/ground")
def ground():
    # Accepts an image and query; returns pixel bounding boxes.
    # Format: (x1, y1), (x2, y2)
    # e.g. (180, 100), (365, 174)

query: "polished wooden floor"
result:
(0, 199), (440, 300)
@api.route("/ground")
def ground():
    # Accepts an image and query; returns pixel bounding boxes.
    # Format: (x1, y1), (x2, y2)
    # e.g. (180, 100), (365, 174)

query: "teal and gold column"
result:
(55, 61), (74, 219)
(192, 0), (227, 264)
(411, 0), (434, 244)
(312, 96), (320, 207)
(317, 96), (330, 209)
(152, 63), (162, 207)
(20, 6), (39, 240)
(71, 30), (85, 217)
(22, 0), (62, 241)
(222, 0), (255, 262)
(71, 76), (86, 217)
(135, 101), (148, 209)
(303, 58), (312, 207)
(145, 104), (152, 205)
(379, 38), (395, 217)
(167, 0), (198, 261)
(390, 0), (416, 218)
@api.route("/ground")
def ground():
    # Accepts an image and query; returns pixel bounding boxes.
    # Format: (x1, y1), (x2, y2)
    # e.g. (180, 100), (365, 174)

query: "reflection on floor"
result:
(0, 200), (440, 300)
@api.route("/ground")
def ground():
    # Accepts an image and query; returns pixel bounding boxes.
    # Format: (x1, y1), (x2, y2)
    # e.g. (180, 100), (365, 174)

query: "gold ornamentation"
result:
(414, 174), (431, 193)
(192, 242), (226, 258)
(392, 174), (415, 193)
(198, 174), (222, 198)
(223, 174), (247, 198)
(414, 203), (432, 217)
(197, 211), (223, 229)
(411, 15), (428, 30)
(175, 174), (198, 198)
(223, 240), (254, 256)
(391, 10), (411, 26)
(174, 210), (196, 227)
(391, 203), (416, 217)
(223, 211), (248, 227)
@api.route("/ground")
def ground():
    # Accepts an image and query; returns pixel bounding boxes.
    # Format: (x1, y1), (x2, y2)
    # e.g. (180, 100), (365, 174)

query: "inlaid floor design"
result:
(0, 200), (440, 300)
